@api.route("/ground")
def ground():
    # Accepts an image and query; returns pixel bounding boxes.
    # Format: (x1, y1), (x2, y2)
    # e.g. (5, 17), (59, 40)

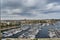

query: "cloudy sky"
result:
(1, 0), (60, 20)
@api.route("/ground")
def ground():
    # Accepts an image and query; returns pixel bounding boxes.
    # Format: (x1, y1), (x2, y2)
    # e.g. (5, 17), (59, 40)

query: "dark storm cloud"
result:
(43, 11), (60, 14)
(1, 0), (22, 9)
(12, 13), (36, 17)
(48, 0), (60, 3)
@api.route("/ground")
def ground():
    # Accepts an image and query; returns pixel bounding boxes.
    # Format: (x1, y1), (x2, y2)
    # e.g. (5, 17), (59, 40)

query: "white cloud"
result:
(46, 2), (58, 10)
(51, 5), (60, 11)
(22, 0), (38, 7)
(1, 8), (23, 15)
(46, 2), (60, 11)
(22, 0), (47, 7)
(26, 10), (40, 15)
(11, 9), (23, 13)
